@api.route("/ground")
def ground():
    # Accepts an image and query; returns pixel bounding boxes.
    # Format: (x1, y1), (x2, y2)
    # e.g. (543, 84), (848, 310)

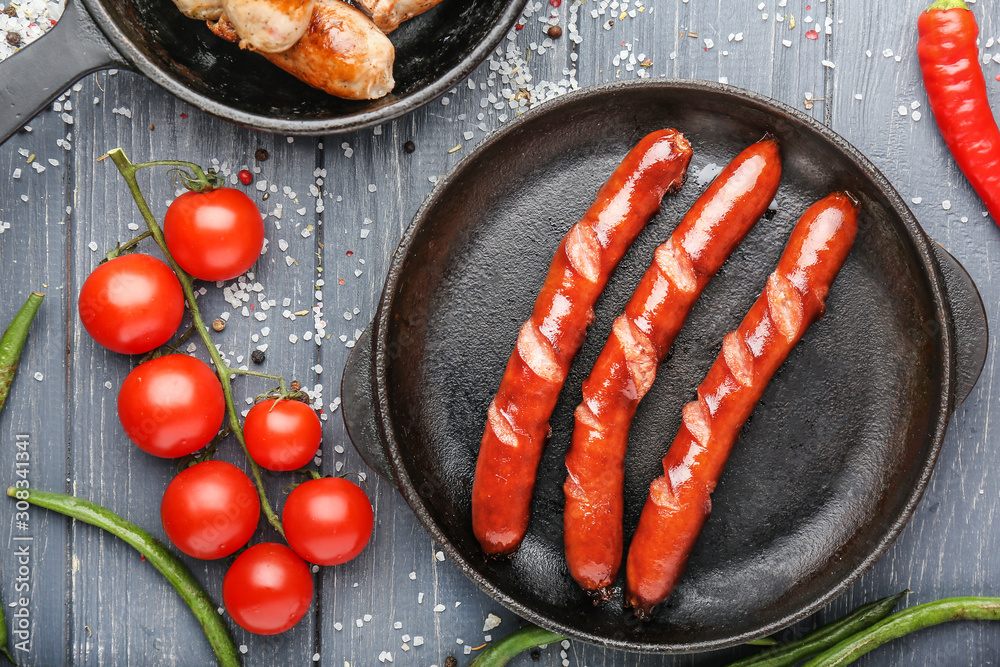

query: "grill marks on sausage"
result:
(516, 320), (566, 385)
(767, 272), (805, 341)
(564, 223), (603, 284)
(654, 236), (698, 296)
(612, 316), (658, 399)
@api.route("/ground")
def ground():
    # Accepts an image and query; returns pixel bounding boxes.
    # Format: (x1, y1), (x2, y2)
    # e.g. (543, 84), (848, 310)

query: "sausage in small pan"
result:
(563, 137), (782, 599)
(209, 0), (395, 100)
(472, 129), (694, 557)
(624, 191), (859, 617)
(355, 0), (446, 33)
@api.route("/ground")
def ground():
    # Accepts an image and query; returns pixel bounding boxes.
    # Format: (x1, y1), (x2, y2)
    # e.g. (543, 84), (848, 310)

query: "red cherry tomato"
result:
(282, 477), (373, 565)
(161, 460), (260, 559)
(163, 187), (264, 281)
(78, 254), (184, 354)
(223, 543), (313, 635)
(243, 399), (322, 471)
(118, 354), (225, 458)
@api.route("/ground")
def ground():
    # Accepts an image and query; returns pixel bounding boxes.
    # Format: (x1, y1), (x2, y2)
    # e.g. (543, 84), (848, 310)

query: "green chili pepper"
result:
(468, 625), (565, 667)
(5, 487), (240, 667)
(746, 637), (779, 646)
(0, 603), (15, 664)
(725, 591), (907, 666)
(804, 596), (1000, 666)
(0, 293), (44, 415)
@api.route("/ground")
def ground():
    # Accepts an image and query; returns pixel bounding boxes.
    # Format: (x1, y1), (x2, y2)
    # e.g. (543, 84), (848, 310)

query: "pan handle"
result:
(0, 0), (126, 146)
(930, 243), (989, 410)
(341, 324), (398, 486)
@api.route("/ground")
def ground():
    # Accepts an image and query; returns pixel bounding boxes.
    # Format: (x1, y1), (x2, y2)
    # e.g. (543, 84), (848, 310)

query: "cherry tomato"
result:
(78, 254), (184, 354)
(161, 460), (260, 559)
(282, 477), (373, 565)
(163, 187), (264, 281)
(243, 399), (322, 471)
(223, 543), (313, 635)
(118, 354), (225, 458)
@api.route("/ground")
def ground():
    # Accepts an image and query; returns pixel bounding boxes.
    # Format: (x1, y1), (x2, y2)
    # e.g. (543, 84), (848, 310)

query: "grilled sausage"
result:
(563, 137), (782, 599)
(355, 0), (446, 33)
(208, 0), (395, 100)
(624, 191), (859, 617)
(173, 0), (223, 20)
(221, 0), (315, 53)
(472, 129), (694, 557)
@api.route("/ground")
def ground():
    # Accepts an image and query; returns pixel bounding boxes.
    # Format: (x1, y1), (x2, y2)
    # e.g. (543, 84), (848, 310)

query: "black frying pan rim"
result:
(80, 0), (529, 134)
(371, 78), (954, 653)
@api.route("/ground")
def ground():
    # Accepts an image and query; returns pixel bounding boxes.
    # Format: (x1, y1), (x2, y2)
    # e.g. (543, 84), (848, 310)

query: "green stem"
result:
(6, 487), (240, 667)
(104, 148), (284, 539)
(140, 325), (198, 364)
(924, 0), (969, 12)
(469, 625), (565, 667)
(106, 230), (152, 262)
(804, 597), (1000, 666)
(726, 591), (907, 666)
(0, 292), (44, 415)
(229, 368), (288, 395)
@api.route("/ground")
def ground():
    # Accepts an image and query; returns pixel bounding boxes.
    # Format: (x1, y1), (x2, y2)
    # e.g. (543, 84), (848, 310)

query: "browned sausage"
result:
(208, 0), (395, 100)
(472, 130), (694, 557)
(624, 192), (859, 617)
(355, 0), (445, 33)
(563, 137), (782, 599)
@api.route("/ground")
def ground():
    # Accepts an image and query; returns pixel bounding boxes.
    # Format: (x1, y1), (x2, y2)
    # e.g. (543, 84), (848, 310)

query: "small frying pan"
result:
(0, 0), (526, 144)
(341, 80), (989, 652)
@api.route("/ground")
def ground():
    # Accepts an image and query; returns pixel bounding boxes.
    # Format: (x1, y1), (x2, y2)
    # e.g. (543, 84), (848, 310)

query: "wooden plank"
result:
(826, 1), (1000, 665)
(0, 90), (72, 666)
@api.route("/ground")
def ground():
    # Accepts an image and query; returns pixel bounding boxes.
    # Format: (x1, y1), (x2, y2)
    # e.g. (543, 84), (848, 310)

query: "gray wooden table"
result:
(1, 0), (999, 664)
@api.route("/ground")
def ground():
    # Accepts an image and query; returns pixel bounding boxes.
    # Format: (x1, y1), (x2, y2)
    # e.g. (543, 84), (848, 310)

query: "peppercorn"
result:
(6, 31), (21, 46)
(250, 350), (265, 365)
(531, 648), (541, 660)
(547, 25), (562, 39)
(444, 658), (458, 667)
(290, 380), (301, 392)
(254, 148), (269, 161)
(2, 6), (16, 18)
(211, 318), (226, 332)
(238, 169), (253, 185)
(403, 140), (416, 154)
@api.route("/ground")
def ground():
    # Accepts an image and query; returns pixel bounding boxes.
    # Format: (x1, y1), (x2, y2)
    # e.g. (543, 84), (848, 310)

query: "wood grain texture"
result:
(0, 0), (999, 664)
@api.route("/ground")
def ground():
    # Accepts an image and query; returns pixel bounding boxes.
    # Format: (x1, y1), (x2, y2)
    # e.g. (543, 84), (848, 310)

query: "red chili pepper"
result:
(918, 0), (1000, 224)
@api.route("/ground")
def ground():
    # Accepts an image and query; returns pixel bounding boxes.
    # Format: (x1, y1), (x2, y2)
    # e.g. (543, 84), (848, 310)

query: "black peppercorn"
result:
(254, 148), (269, 161)
(250, 350), (265, 364)
(290, 380), (301, 392)
(444, 658), (457, 667)
(2, 6), (16, 18)
(403, 140), (416, 153)
(6, 31), (21, 46)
